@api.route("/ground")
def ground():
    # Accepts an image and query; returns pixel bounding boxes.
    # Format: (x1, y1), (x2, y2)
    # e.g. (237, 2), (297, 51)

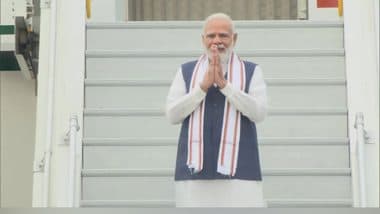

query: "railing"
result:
(64, 115), (80, 207)
(354, 112), (371, 207)
(42, 0), (57, 206)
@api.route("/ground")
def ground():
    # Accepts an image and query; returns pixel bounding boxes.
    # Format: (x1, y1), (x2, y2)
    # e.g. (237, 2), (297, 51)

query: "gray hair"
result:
(203, 13), (235, 34)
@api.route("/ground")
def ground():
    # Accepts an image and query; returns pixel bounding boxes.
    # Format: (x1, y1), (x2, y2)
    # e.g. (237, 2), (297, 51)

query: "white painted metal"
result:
(86, 21), (344, 50)
(354, 112), (367, 207)
(84, 79), (347, 109)
(42, 0), (57, 207)
(24, 0), (377, 207)
(343, 0), (379, 207)
(65, 115), (80, 207)
(82, 20), (351, 207)
(86, 50), (345, 80)
(80, 199), (352, 207)
(83, 111), (347, 138)
(83, 142), (349, 169)
(81, 169), (351, 200)
(31, 0), (86, 207)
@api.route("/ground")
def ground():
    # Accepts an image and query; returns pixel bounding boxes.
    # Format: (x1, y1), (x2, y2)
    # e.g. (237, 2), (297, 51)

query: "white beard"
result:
(205, 45), (233, 65)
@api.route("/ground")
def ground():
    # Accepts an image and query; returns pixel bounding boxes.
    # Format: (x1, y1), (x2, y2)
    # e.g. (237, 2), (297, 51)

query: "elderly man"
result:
(166, 13), (268, 207)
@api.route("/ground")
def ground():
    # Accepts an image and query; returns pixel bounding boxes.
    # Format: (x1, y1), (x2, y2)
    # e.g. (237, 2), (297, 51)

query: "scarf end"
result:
(187, 166), (202, 175)
(217, 165), (236, 177)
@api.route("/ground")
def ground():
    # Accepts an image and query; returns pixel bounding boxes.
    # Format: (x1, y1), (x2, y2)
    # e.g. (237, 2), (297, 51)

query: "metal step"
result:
(83, 137), (349, 169)
(86, 21), (344, 50)
(83, 108), (348, 138)
(80, 199), (352, 207)
(83, 20), (351, 207)
(86, 49), (345, 79)
(81, 168), (351, 201)
(84, 78), (347, 109)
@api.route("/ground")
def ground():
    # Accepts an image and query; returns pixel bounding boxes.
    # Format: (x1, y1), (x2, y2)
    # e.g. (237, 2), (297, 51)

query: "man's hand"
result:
(200, 45), (227, 91)
(214, 60), (227, 89)
(200, 45), (218, 92)
(213, 45), (227, 89)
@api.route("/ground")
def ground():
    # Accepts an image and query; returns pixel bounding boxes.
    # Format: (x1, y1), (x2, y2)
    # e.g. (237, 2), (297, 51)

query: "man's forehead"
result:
(204, 31), (231, 36)
(204, 20), (233, 33)
(206, 18), (231, 26)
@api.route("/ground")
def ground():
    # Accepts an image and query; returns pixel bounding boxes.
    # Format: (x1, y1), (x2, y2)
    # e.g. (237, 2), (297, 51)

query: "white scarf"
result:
(187, 52), (246, 176)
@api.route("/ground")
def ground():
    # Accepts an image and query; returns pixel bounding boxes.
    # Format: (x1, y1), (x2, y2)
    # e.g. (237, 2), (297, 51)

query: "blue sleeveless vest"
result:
(174, 60), (263, 181)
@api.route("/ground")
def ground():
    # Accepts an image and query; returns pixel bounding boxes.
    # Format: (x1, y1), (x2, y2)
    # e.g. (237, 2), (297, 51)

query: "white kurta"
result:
(166, 60), (268, 207)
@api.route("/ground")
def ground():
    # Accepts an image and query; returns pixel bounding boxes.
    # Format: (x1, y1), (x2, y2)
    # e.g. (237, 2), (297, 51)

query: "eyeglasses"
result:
(204, 32), (232, 40)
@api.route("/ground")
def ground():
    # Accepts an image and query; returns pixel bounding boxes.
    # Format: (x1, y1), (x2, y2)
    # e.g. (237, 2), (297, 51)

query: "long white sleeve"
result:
(220, 66), (268, 123)
(166, 68), (206, 124)
(166, 65), (268, 124)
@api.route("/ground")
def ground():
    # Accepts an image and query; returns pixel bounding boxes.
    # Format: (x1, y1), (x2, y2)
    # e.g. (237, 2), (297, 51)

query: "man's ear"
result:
(201, 34), (207, 47)
(233, 33), (238, 46)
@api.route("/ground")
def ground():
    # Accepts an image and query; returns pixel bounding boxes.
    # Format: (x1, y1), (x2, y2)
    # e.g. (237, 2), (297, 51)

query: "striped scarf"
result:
(187, 52), (246, 176)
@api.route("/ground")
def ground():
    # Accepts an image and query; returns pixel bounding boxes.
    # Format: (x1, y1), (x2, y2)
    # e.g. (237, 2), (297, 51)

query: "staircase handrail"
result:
(354, 112), (369, 207)
(65, 115), (80, 207)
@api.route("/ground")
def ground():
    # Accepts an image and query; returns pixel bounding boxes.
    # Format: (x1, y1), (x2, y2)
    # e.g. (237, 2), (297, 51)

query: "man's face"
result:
(202, 18), (237, 62)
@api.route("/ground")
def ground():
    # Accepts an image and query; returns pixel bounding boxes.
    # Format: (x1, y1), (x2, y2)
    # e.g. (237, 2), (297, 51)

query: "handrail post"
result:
(354, 112), (366, 207)
(64, 115), (80, 207)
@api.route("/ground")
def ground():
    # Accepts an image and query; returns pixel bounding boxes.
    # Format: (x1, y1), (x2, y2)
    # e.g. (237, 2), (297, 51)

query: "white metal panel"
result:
(83, 144), (349, 169)
(86, 54), (346, 79)
(81, 170), (351, 200)
(80, 199), (352, 207)
(84, 81), (347, 108)
(82, 20), (351, 207)
(82, 176), (174, 201)
(86, 22), (344, 50)
(83, 113), (348, 138)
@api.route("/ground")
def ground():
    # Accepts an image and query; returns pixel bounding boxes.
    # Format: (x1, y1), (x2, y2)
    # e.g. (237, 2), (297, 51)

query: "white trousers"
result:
(175, 180), (267, 207)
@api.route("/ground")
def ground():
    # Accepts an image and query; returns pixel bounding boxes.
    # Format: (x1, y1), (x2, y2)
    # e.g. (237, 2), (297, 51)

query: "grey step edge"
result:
(86, 20), (344, 29)
(86, 49), (345, 58)
(81, 168), (351, 177)
(82, 137), (349, 146)
(83, 108), (348, 116)
(80, 199), (352, 207)
(84, 79), (347, 86)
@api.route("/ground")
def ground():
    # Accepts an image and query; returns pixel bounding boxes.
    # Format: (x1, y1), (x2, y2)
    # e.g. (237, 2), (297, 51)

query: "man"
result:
(166, 13), (268, 207)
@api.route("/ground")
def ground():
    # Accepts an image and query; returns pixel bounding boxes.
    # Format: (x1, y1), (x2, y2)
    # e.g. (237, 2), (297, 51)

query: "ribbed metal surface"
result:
(84, 79), (347, 109)
(87, 21), (344, 50)
(83, 21), (351, 207)
(86, 21), (344, 29)
(81, 169), (351, 200)
(81, 199), (352, 207)
(83, 143), (349, 169)
(86, 50), (345, 80)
